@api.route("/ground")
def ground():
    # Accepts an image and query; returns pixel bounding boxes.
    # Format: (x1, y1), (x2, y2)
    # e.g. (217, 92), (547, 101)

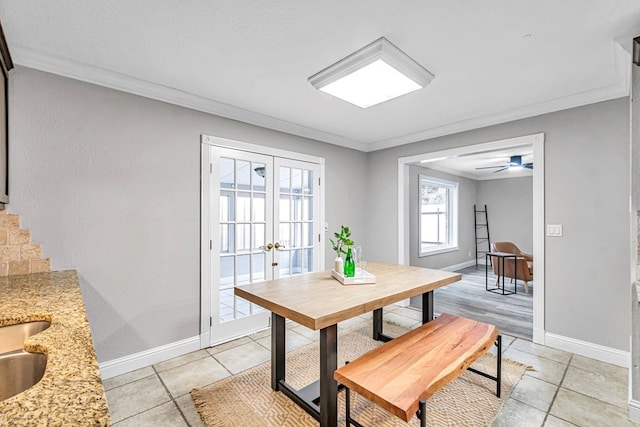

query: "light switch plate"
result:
(547, 224), (563, 237)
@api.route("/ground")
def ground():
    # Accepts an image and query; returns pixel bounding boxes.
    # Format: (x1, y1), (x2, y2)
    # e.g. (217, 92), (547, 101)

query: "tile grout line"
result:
(540, 353), (574, 426)
(152, 364), (192, 427)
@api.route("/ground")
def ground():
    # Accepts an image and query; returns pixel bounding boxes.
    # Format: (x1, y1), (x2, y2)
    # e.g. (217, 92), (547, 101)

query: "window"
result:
(419, 175), (458, 256)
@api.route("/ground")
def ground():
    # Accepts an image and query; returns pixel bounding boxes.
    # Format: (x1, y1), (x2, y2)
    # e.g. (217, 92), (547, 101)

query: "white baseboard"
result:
(545, 332), (630, 368)
(441, 259), (478, 272)
(395, 299), (410, 307)
(629, 399), (640, 422)
(99, 335), (201, 380)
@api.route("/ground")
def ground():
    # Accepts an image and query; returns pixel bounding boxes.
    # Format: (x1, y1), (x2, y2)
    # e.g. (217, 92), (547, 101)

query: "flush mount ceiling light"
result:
(308, 37), (434, 109)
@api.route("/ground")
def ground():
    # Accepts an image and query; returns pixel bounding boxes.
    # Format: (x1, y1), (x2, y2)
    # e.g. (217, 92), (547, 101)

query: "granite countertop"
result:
(0, 270), (110, 426)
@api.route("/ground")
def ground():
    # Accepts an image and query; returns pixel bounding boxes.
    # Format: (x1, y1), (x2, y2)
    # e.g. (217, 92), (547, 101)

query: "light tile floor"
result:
(103, 306), (636, 427)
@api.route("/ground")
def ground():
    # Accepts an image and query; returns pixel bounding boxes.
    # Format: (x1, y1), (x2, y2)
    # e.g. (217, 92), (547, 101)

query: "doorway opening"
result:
(398, 133), (545, 343)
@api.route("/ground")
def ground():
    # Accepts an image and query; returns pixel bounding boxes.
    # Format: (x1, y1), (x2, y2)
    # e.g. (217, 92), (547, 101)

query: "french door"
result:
(202, 140), (324, 345)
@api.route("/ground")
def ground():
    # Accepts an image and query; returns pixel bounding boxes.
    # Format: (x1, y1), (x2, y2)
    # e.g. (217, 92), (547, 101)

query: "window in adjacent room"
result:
(419, 175), (458, 256)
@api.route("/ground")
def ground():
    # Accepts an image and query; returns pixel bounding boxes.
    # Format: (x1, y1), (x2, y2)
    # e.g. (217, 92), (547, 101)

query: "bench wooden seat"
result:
(334, 313), (501, 425)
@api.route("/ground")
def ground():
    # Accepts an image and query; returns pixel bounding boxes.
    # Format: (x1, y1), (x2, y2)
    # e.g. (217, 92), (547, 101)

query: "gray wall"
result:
(409, 165), (477, 269)
(477, 177), (533, 253)
(367, 98), (631, 351)
(8, 67), (368, 362)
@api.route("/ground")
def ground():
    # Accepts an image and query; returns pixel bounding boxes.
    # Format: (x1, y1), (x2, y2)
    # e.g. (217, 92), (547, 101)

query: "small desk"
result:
(486, 251), (517, 295)
(235, 262), (461, 427)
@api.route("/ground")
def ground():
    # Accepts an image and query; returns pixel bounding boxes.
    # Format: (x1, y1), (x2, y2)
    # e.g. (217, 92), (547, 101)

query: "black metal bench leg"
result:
(345, 387), (351, 427)
(344, 386), (365, 427)
(496, 335), (502, 398)
(419, 400), (426, 427)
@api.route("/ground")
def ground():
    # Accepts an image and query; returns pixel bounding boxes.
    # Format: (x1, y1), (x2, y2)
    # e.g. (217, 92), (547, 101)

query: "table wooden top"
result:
(234, 262), (461, 330)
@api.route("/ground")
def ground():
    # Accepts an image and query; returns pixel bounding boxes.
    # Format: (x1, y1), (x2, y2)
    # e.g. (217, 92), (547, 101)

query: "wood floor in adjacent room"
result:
(432, 265), (533, 340)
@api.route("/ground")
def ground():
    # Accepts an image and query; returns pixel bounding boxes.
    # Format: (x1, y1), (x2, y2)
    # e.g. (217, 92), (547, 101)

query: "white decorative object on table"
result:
(331, 269), (376, 285)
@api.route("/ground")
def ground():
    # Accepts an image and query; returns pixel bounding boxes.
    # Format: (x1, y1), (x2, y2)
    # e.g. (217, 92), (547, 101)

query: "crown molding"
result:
(369, 42), (631, 152)
(11, 44), (367, 152)
(368, 79), (629, 152)
(10, 43), (631, 154)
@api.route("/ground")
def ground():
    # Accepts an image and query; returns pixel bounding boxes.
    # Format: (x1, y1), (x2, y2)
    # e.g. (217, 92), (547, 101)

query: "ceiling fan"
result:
(475, 155), (533, 173)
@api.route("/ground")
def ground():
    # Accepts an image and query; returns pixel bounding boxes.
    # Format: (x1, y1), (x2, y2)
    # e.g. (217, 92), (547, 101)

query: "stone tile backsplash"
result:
(0, 209), (50, 276)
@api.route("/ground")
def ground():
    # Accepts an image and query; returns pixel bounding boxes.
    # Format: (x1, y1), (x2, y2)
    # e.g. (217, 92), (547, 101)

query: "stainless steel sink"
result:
(0, 321), (50, 401)
(0, 321), (50, 354)
(0, 351), (47, 401)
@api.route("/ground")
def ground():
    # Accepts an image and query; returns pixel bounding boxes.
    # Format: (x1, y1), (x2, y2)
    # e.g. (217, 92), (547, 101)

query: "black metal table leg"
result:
(422, 291), (434, 324)
(271, 312), (285, 391)
(513, 257), (517, 294)
(500, 257), (506, 293)
(373, 308), (384, 340)
(373, 308), (393, 342)
(320, 324), (338, 427)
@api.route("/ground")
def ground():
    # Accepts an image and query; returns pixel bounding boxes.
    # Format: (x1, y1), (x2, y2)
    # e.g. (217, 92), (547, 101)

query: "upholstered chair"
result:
(490, 242), (533, 293)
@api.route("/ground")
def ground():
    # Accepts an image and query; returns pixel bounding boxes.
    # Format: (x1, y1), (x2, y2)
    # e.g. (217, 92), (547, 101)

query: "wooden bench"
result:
(334, 313), (501, 426)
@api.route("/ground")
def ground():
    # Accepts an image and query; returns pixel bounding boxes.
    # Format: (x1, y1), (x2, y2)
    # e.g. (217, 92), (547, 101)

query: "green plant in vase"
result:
(330, 225), (353, 275)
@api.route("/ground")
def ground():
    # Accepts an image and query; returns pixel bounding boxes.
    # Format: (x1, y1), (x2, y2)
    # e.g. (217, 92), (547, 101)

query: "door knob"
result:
(274, 242), (286, 250)
(260, 243), (273, 251)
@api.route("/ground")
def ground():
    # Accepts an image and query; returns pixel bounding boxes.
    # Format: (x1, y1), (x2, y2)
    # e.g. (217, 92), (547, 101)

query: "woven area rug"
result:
(191, 322), (529, 426)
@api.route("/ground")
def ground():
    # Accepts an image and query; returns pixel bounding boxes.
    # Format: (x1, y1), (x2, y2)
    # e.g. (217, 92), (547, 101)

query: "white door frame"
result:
(200, 134), (326, 348)
(397, 133), (545, 344)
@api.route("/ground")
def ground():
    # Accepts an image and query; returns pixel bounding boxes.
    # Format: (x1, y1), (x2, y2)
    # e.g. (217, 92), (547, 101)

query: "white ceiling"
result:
(421, 146), (534, 181)
(0, 1), (638, 152)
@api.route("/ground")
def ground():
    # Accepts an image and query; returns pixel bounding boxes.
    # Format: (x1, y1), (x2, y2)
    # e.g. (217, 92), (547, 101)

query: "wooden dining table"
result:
(234, 261), (461, 427)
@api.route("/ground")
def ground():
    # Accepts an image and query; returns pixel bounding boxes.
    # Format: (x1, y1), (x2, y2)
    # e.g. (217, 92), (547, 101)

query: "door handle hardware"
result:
(260, 243), (274, 251)
(274, 242), (286, 250)
(272, 262), (278, 266)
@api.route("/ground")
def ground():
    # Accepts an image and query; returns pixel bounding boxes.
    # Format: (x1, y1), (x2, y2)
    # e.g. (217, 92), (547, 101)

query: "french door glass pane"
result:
(237, 255), (250, 285)
(252, 163), (266, 191)
(220, 191), (234, 222)
(237, 192), (251, 222)
(304, 248), (313, 273)
(237, 160), (250, 191)
(253, 224), (265, 250)
(293, 222), (302, 248)
(291, 249), (302, 274)
(279, 196), (290, 222)
(292, 195), (302, 221)
(236, 297), (250, 316)
(253, 253), (265, 282)
(291, 168), (302, 194)
(220, 289), (233, 321)
(305, 223), (313, 246)
(303, 197), (312, 221)
(303, 170), (313, 194)
(220, 158), (234, 189)
(237, 224), (251, 252)
(220, 256), (234, 287)
(280, 167), (290, 193)
(220, 224), (235, 253)
(279, 223), (290, 249)
(253, 193), (265, 222)
(279, 251), (290, 276)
